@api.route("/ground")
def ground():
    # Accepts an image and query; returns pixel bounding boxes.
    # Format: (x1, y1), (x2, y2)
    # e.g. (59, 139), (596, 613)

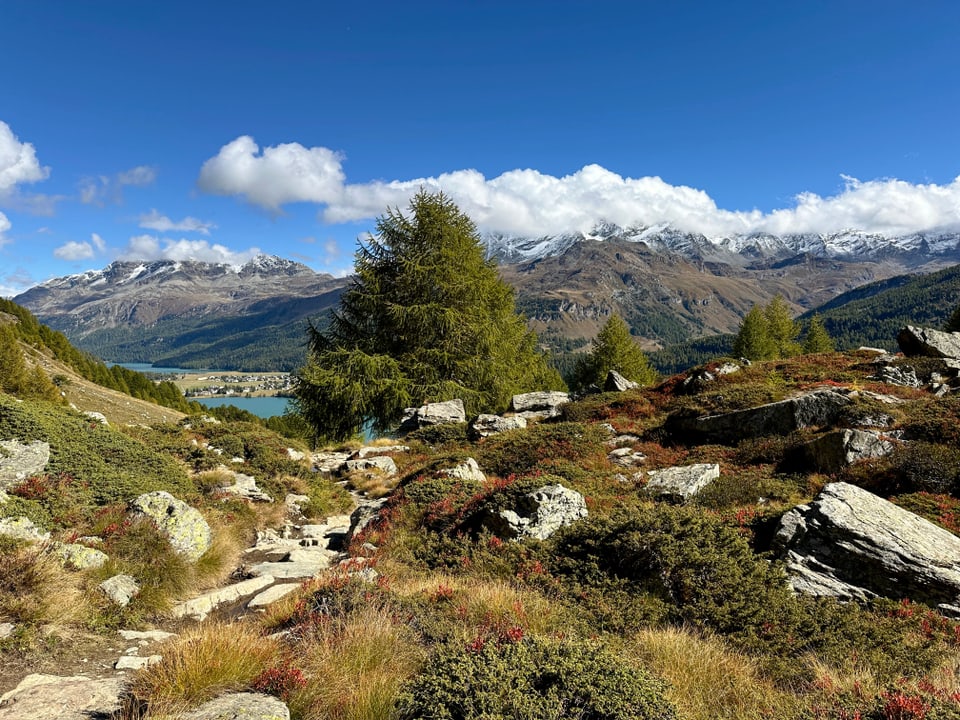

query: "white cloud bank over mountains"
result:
(119, 234), (261, 266)
(199, 135), (960, 239)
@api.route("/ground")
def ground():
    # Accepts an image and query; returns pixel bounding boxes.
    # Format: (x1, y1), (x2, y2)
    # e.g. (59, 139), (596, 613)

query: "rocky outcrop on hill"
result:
(898, 325), (960, 359)
(0, 440), (49, 489)
(484, 484), (587, 541)
(510, 391), (570, 419)
(645, 464), (720, 502)
(671, 389), (851, 444)
(438, 457), (486, 484)
(399, 400), (467, 432)
(773, 482), (960, 608)
(604, 370), (638, 392)
(803, 429), (895, 473)
(180, 692), (290, 720)
(469, 413), (527, 438)
(130, 491), (212, 562)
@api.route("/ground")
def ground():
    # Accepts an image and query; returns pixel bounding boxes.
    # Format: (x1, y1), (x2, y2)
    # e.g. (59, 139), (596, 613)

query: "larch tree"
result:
(732, 305), (775, 361)
(295, 191), (564, 442)
(764, 294), (801, 358)
(802, 314), (835, 354)
(572, 314), (657, 390)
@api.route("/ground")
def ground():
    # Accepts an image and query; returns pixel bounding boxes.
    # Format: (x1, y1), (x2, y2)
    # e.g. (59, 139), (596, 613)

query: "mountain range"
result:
(14, 225), (960, 371)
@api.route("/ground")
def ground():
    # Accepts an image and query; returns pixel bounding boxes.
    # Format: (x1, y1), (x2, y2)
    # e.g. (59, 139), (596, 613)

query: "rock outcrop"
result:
(179, 692), (290, 720)
(0, 440), (50, 489)
(898, 325), (960, 359)
(215, 471), (273, 502)
(645, 463), (720, 502)
(803, 429), (895, 473)
(99, 574), (140, 606)
(773, 482), (960, 607)
(0, 674), (125, 720)
(438, 458), (486, 484)
(604, 370), (638, 392)
(469, 414), (527, 438)
(671, 389), (851, 444)
(400, 400), (466, 431)
(0, 516), (49, 542)
(510, 391), (569, 419)
(484, 484), (587, 541)
(129, 491), (212, 562)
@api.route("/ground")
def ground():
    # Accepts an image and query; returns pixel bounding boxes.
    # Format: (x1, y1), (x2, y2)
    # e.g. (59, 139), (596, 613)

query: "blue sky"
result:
(1, 1), (959, 295)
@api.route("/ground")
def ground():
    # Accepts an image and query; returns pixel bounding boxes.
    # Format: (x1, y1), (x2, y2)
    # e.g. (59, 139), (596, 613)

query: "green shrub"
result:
(477, 422), (607, 477)
(560, 391), (656, 423)
(901, 396), (960, 445)
(406, 422), (470, 446)
(395, 636), (678, 720)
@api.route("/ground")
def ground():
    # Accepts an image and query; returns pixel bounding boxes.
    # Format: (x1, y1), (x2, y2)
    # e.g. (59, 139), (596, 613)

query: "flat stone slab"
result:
(774, 482), (960, 606)
(248, 583), (300, 609)
(645, 463), (720, 502)
(248, 560), (330, 579)
(0, 674), (126, 720)
(115, 654), (162, 670)
(171, 575), (276, 620)
(510, 391), (570, 413)
(118, 629), (177, 643)
(179, 692), (290, 720)
(0, 440), (49, 489)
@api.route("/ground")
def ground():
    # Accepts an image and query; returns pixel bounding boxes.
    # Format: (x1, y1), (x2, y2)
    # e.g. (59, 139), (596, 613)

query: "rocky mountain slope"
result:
(14, 256), (348, 371)
(15, 227), (960, 370)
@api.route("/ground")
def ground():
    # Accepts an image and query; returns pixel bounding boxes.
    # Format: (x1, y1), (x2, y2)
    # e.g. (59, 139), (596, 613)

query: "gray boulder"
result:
(485, 484), (587, 541)
(0, 440), (49, 490)
(343, 455), (398, 477)
(180, 692), (290, 720)
(645, 463), (720, 502)
(351, 445), (410, 459)
(438, 458), (486, 484)
(0, 516), (49, 543)
(0, 674), (126, 720)
(469, 413), (527, 438)
(312, 450), (351, 474)
(99, 574), (140, 607)
(873, 365), (921, 388)
(216, 471), (273, 502)
(898, 325), (960, 360)
(604, 370), (639, 392)
(673, 389), (851, 444)
(510, 391), (570, 418)
(406, 399), (467, 428)
(348, 497), (389, 541)
(130, 491), (212, 562)
(54, 542), (109, 570)
(773, 482), (960, 606)
(804, 429), (895, 473)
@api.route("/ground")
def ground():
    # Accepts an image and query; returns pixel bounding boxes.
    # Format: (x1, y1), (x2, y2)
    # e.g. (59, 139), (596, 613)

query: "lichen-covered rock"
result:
(54, 542), (109, 570)
(0, 674), (125, 720)
(485, 484), (587, 541)
(179, 692), (290, 720)
(898, 325), (960, 360)
(99, 574), (140, 607)
(0, 440), (49, 490)
(399, 399), (467, 432)
(351, 445), (410, 459)
(347, 497), (389, 541)
(804, 429), (895, 473)
(438, 458), (486, 484)
(469, 414), (527, 438)
(645, 463), (720, 502)
(343, 455), (398, 477)
(0, 516), (49, 543)
(215, 471), (273, 502)
(773, 482), (960, 606)
(130, 491), (212, 562)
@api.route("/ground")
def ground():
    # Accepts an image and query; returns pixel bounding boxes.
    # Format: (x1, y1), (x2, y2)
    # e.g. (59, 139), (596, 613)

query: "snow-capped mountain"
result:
(483, 223), (960, 265)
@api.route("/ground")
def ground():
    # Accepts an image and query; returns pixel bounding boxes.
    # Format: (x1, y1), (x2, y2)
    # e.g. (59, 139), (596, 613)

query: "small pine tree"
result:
(945, 304), (960, 333)
(732, 305), (775, 361)
(802, 314), (835, 354)
(572, 315), (658, 390)
(764, 295), (801, 358)
(0, 322), (27, 394)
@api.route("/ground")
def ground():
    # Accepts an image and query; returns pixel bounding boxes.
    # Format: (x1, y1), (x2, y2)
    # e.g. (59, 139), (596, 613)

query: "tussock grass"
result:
(346, 469), (400, 499)
(288, 605), (424, 720)
(127, 621), (281, 713)
(0, 541), (90, 628)
(629, 625), (801, 720)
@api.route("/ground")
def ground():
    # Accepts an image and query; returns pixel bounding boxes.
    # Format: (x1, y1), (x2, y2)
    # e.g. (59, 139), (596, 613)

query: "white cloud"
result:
(119, 234), (261, 265)
(138, 209), (216, 235)
(197, 135), (345, 211)
(198, 135), (960, 238)
(0, 211), (10, 247)
(80, 165), (157, 206)
(91, 232), (106, 252)
(54, 240), (95, 260)
(0, 267), (34, 299)
(0, 121), (49, 194)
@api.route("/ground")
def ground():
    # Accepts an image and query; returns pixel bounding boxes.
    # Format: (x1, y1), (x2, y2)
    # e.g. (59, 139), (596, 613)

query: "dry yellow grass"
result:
(0, 543), (92, 629)
(127, 621), (281, 715)
(287, 605), (424, 720)
(628, 625), (801, 720)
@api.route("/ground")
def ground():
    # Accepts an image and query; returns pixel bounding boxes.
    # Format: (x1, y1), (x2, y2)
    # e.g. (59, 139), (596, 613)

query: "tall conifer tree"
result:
(802, 314), (835, 354)
(295, 191), (563, 441)
(572, 314), (657, 390)
(732, 305), (775, 361)
(764, 295), (801, 358)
